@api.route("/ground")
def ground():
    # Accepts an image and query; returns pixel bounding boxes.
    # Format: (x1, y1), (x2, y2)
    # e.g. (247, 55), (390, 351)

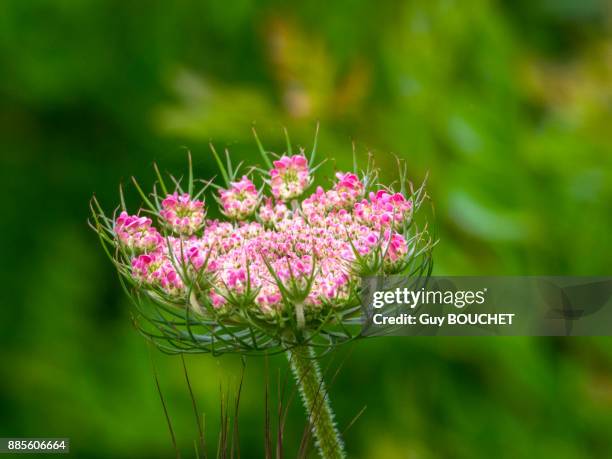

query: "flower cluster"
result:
(90, 129), (434, 357)
(354, 190), (412, 230)
(329, 172), (364, 207)
(113, 154), (416, 321)
(131, 250), (185, 296)
(160, 192), (205, 235)
(115, 211), (162, 252)
(258, 198), (289, 227)
(218, 176), (259, 220)
(269, 154), (311, 201)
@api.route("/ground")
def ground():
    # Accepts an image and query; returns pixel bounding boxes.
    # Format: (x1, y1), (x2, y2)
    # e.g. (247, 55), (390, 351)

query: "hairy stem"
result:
(287, 345), (346, 459)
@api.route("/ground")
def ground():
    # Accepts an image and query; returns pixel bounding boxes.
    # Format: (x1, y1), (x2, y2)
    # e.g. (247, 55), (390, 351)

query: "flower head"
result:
(92, 129), (433, 355)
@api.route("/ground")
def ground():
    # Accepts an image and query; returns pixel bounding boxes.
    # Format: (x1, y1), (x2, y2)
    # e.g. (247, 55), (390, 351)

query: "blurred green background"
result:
(1, 0), (612, 457)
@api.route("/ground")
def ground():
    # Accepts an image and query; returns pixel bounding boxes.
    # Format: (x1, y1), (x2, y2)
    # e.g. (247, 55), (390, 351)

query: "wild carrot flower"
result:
(269, 154), (311, 201)
(114, 211), (162, 252)
(258, 197), (289, 227)
(160, 192), (205, 235)
(91, 128), (434, 459)
(354, 190), (413, 230)
(327, 172), (364, 208)
(131, 249), (185, 295)
(385, 232), (409, 267)
(209, 290), (227, 309)
(218, 175), (259, 220)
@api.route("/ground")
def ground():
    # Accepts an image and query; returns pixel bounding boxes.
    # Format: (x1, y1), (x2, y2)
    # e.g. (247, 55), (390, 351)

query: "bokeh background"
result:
(1, 0), (612, 457)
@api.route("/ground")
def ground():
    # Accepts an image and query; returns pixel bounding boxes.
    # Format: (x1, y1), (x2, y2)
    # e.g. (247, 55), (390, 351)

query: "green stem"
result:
(287, 345), (346, 459)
